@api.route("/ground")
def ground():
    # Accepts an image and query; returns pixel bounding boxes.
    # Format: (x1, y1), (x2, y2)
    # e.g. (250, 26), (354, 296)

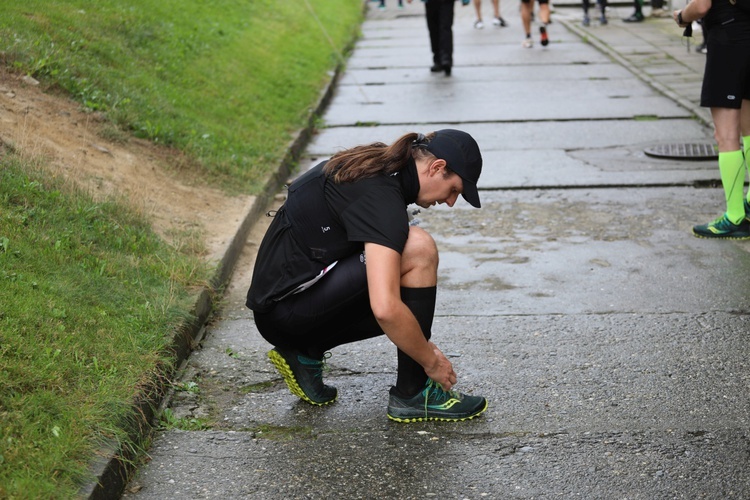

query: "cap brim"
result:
(461, 180), (481, 208)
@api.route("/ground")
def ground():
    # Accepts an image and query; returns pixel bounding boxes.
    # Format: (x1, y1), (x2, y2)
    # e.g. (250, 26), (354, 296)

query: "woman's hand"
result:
(673, 9), (687, 27)
(424, 342), (457, 390)
(673, 10), (683, 26)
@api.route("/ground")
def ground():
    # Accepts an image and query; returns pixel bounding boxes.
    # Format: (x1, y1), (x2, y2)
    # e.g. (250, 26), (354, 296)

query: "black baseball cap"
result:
(424, 129), (483, 208)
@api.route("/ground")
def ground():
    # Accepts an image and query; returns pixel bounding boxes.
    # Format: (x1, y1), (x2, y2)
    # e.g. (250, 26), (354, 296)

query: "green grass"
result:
(0, 0), (363, 193)
(0, 156), (208, 497)
(0, 0), (363, 497)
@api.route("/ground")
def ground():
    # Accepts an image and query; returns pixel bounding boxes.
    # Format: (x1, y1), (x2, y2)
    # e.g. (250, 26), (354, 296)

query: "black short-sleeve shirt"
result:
(246, 161), (410, 312)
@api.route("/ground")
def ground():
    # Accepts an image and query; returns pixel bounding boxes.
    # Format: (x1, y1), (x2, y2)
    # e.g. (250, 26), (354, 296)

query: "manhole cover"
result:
(644, 143), (718, 160)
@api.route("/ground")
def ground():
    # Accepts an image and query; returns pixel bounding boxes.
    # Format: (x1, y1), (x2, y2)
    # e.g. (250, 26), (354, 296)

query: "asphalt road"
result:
(123, 2), (750, 498)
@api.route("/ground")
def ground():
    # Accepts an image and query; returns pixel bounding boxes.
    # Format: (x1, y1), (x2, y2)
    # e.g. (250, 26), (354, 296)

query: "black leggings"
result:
(254, 252), (378, 354)
(582, 0), (607, 13)
(253, 252), (436, 395)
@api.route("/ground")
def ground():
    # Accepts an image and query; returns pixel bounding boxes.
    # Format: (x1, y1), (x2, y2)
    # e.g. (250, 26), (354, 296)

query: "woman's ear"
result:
(430, 158), (447, 175)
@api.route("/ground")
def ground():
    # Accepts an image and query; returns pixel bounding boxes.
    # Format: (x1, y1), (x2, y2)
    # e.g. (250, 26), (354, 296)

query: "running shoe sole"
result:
(692, 230), (750, 240)
(268, 349), (337, 406)
(387, 399), (488, 423)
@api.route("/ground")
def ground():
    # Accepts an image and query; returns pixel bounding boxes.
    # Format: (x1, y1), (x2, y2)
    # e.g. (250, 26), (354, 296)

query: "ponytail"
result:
(324, 132), (436, 182)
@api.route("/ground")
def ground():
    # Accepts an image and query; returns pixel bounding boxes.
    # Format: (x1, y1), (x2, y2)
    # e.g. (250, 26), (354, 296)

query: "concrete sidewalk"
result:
(123, 1), (750, 498)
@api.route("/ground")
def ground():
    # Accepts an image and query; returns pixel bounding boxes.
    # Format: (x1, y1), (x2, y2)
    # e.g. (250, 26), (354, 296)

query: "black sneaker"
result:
(623, 12), (644, 22)
(692, 214), (750, 240)
(539, 25), (549, 46)
(387, 379), (488, 423)
(268, 348), (337, 405)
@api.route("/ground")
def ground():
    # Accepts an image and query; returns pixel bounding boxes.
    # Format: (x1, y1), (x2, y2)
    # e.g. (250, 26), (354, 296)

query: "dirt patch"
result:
(0, 67), (253, 262)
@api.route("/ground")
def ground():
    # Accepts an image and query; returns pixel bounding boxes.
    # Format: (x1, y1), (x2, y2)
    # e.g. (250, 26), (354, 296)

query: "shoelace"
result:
(298, 351), (331, 380)
(423, 379), (459, 411)
(710, 215), (734, 229)
(320, 351), (332, 377)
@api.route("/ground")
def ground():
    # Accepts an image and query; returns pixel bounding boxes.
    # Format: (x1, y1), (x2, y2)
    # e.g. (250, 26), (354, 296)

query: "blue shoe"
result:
(692, 213), (750, 240)
(268, 348), (337, 405)
(387, 379), (487, 422)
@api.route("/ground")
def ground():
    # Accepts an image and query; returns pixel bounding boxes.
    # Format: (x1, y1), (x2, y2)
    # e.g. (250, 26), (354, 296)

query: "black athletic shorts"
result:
(253, 251), (384, 352)
(701, 39), (750, 109)
(521, 0), (549, 4)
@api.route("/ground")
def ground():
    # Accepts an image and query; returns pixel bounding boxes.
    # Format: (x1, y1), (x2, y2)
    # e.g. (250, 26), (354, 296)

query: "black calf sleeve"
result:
(395, 286), (437, 396)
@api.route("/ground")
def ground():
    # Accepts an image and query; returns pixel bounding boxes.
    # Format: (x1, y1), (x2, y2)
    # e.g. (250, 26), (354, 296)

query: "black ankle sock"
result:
(395, 286), (436, 397)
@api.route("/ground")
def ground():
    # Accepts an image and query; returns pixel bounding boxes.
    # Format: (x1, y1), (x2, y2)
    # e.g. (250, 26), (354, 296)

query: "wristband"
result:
(678, 11), (685, 24)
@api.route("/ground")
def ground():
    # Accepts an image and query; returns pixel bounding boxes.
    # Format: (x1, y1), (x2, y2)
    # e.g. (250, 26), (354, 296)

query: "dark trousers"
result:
(253, 252), (436, 393)
(425, 0), (455, 67)
(582, 0), (607, 13)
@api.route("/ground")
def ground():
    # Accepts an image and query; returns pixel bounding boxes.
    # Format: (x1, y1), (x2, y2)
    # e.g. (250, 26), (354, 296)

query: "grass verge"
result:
(0, 155), (208, 497)
(0, 0), (364, 496)
(0, 0), (363, 194)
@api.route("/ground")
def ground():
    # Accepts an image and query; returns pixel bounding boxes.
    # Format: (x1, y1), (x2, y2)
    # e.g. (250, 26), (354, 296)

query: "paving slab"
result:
(123, 1), (750, 498)
(423, 188), (750, 315)
(324, 80), (689, 125)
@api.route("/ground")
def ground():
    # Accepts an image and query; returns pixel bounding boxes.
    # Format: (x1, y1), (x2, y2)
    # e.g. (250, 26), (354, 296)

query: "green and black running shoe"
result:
(387, 379), (488, 423)
(268, 348), (337, 406)
(692, 214), (750, 240)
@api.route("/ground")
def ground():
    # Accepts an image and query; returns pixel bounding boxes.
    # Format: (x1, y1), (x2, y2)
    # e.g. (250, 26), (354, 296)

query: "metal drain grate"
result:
(644, 143), (718, 160)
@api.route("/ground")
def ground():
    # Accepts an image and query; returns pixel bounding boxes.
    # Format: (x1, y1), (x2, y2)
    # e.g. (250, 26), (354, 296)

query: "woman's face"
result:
(415, 159), (464, 209)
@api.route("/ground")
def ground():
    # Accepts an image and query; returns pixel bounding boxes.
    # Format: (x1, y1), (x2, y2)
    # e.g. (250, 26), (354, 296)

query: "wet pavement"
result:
(122, 1), (750, 498)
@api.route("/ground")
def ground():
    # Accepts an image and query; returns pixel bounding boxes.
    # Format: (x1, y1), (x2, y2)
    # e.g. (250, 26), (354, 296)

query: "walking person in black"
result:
(246, 130), (488, 422)
(409, 0), (460, 76)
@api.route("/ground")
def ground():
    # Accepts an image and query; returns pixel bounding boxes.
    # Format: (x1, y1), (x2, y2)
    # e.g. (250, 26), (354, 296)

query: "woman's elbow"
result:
(370, 297), (400, 324)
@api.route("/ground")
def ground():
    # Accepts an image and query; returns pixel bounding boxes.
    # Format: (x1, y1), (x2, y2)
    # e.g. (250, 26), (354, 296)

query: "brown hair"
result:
(323, 132), (437, 183)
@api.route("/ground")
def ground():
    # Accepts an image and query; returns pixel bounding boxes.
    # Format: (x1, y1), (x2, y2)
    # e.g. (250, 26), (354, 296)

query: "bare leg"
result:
(539, 2), (551, 24)
(712, 107), (742, 152)
(473, 0), (483, 26)
(399, 226), (438, 288)
(741, 99), (750, 138)
(521, 1), (533, 36)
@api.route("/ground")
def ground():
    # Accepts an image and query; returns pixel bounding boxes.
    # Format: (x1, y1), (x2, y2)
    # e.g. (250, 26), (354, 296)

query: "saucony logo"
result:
(428, 398), (462, 410)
